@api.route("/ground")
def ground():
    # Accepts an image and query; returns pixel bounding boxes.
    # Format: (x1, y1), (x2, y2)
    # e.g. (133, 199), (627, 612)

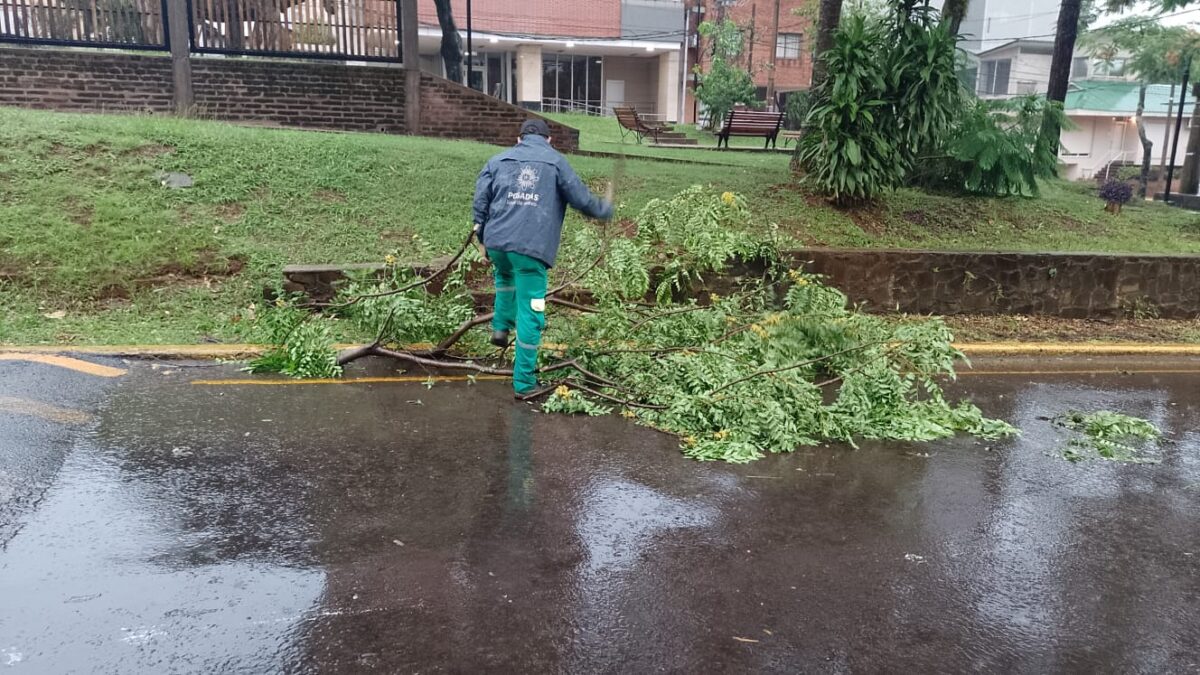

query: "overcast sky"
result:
(1092, 1), (1200, 28)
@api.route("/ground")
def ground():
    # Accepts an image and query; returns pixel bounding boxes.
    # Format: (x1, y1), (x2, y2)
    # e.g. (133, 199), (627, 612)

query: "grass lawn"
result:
(543, 112), (784, 167)
(2, 105), (1199, 345)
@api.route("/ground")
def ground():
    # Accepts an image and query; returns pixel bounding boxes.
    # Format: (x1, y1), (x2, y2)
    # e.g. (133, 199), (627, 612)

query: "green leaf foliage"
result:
(802, 1), (1064, 201)
(1053, 410), (1162, 463)
(247, 297), (342, 379)
(927, 96), (1066, 197)
(694, 20), (761, 129)
(249, 188), (1018, 462)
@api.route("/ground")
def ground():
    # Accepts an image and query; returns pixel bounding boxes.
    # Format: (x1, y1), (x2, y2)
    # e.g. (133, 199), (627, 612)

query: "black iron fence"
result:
(0, 0), (169, 49)
(1, 0), (402, 61)
(188, 0), (400, 62)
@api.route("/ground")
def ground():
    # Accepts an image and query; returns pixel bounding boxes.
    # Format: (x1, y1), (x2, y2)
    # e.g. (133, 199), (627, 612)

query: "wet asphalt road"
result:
(0, 354), (1198, 674)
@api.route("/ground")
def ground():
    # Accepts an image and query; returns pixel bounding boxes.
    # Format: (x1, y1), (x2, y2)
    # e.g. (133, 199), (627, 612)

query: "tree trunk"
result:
(942, 0), (968, 36)
(1039, 0), (1083, 173)
(1178, 81), (1200, 195)
(810, 0), (843, 91)
(1136, 82), (1153, 199)
(433, 0), (462, 84)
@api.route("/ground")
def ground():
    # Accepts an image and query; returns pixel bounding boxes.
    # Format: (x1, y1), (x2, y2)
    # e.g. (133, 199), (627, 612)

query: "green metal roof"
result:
(1065, 80), (1181, 116)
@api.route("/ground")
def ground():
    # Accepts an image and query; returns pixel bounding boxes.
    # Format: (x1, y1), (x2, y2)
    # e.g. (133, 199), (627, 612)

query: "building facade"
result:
(953, 0), (1193, 182)
(957, 0), (1058, 55)
(415, 0), (687, 121)
(684, 0), (814, 124)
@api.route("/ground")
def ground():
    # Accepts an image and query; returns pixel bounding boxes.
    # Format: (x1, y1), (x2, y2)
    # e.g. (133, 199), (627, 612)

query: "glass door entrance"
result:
(467, 52), (513, 103)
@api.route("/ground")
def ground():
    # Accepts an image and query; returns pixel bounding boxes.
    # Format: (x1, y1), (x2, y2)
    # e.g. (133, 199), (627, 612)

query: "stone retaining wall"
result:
(284, 249), (1200, 320)
(786, 249), (1200, 320)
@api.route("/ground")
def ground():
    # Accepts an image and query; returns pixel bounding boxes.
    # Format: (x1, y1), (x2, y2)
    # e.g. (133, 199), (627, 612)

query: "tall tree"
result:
(433, 0), (463, 84)
(1177, 79), (1200, 193)
(1039, 0), (1085, 170)
(941, 0), (968, 36)
(811, 0), (844, 90)
(1086, 19), (1197, 195)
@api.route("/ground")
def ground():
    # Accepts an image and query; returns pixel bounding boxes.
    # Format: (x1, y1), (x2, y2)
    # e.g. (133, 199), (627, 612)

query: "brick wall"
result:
(0, 46), (579, 149)
(190, 58), (407, 133)
(418, 73), (579, 152)
(0, 47), (174, 114)
(416, 0), (620, 39)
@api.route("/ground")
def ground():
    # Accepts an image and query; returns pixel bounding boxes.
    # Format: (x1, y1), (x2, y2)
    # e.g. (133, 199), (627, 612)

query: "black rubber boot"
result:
(490, 330), (510, 348)
(513, 382), (556, 401)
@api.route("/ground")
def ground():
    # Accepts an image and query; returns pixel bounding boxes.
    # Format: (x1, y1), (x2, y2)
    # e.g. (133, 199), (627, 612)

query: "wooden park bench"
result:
(614, 105), (670, 144)
(716, 108), (786, 149)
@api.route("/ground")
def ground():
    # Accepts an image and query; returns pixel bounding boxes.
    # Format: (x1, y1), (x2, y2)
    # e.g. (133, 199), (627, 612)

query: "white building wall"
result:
(961, 0), (1059, 54)
(603, 56), (660, 114)
(1061, 114), (1193, 180)
(1012, 51), (1052, 95)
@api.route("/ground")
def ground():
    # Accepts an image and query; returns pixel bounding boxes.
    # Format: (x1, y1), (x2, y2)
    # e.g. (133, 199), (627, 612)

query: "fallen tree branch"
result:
(708, 341), (890, 396)
(567, 380), (667, 410)
(547, 297), (598, 313)
(628, 305), (711, 332)
(429, 312), (495, 355)
(814, 346), (902, 389)
(374, 347), (514, 375)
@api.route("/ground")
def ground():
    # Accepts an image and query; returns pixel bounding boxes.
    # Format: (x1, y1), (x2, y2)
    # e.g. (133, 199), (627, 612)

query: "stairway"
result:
(651, 129), (699, 146)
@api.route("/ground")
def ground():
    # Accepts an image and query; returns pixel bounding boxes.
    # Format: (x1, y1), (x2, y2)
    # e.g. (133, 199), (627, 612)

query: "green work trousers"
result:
(488, 249), (548, 393)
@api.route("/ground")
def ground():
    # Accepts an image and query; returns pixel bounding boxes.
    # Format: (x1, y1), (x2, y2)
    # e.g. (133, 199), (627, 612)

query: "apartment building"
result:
(956, 0), (1193, 181)
(415, 0), (687, 121)
(684, 0), (814, 124)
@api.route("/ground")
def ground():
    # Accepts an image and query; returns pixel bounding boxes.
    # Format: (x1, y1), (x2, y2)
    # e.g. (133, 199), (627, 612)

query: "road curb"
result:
(3, 342), (1200, 360)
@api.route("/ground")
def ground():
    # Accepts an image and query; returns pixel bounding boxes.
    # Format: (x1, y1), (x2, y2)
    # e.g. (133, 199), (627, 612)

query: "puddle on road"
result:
(0, 438), (325, 673)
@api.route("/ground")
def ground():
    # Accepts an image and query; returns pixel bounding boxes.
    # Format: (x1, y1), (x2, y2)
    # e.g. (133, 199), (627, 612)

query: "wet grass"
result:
(542, 112), (782, 166)
(2, 105), (1200, 345)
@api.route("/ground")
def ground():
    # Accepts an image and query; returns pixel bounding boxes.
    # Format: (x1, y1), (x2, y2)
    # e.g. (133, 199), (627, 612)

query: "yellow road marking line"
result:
(192, 374), (510, 386)
(0, 396), (92, 424)
(954, 343), (1200, 355)
(963, 367), (1200, 376)
(0, 353), (126, 377)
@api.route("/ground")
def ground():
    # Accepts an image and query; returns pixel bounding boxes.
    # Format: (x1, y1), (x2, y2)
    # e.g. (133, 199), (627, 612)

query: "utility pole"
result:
(678, 1), (690, 123)
(466, 0), (474, 88)
(1162, 84), (1175, 172)
(1165, 56), (1191, 204)
(764, 0), (781, 108)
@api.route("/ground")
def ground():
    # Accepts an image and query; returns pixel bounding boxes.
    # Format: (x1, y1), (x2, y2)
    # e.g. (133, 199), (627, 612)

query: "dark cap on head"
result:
(520, 119), (551, 138)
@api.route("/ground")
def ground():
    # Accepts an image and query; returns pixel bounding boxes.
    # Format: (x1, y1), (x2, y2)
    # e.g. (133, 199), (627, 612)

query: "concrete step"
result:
(653, 137), (699, 146)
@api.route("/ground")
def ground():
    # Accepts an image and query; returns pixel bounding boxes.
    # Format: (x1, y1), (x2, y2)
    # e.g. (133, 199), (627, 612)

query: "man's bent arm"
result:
(556, 159), (613, 221)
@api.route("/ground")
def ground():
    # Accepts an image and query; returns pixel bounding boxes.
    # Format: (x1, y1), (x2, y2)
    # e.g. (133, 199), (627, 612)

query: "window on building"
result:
(978, 58), (1011, 96)
(1072, 56), (1089, 79)
(1093, 58), (1127, 78)
(776, 33), (802, 60)
(541, 54), (602, 113)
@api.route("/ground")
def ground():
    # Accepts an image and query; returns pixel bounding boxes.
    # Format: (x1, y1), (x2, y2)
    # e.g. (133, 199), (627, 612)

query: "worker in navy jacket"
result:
(472, 119), (613, 397)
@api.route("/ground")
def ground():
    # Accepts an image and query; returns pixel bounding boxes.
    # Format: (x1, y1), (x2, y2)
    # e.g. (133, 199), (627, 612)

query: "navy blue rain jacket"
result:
(473, 135), (612, 267)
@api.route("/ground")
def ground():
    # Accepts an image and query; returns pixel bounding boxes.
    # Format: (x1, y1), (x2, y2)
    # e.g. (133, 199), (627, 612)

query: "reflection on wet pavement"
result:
(0, 357), (1196, 673)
